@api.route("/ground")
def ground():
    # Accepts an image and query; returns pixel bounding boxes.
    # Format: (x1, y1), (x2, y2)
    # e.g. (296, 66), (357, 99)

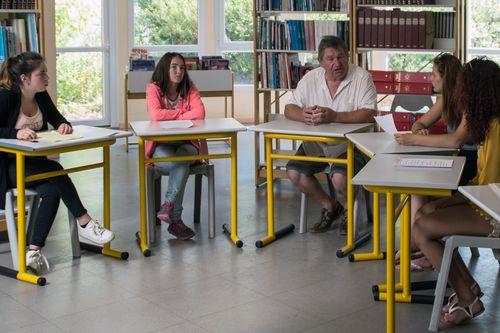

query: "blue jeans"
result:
(152, 142), (198, 220)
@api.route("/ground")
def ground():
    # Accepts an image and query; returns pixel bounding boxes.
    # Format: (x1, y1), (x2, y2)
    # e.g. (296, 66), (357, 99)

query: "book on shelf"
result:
(357, 9), (453, 49)
(370, 70), (433, 95)
(259, 19), (349, 51)
(260, 52), (316, 89)
(256, 0), (349, 12)
(0, 14), (39, 61)
(357, 1), (437, 4)
(0, 0), (37, 10)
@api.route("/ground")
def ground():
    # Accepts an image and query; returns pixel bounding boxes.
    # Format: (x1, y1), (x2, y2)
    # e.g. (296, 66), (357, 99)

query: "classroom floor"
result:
(0, 131), (498, 333)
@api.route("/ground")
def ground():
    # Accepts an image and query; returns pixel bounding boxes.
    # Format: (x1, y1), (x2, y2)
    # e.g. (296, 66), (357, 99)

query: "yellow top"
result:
(471, 119), (500, 185)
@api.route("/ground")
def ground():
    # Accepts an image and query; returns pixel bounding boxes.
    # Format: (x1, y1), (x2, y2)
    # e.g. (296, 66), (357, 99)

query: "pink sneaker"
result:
(167, 220), (196, 240)
(157, 202), (173, 223)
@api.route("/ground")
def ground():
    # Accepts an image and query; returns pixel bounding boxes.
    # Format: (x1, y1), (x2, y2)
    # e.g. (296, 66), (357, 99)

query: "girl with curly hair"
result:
(411, 59), (500, 326)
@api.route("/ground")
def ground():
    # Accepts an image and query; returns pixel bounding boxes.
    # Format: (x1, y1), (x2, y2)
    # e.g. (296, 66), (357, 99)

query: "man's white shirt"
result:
(287, 64), (377, 158)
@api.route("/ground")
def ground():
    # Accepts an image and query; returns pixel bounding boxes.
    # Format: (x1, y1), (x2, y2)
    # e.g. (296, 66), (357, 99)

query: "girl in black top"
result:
(0, 52), (114, 275)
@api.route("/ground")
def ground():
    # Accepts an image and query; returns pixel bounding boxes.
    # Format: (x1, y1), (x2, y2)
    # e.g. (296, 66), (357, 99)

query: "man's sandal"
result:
(440, 296), (484, 326)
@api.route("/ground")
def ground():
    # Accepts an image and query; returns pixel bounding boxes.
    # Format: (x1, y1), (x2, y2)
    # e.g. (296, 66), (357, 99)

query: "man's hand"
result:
(16, 128), (37, 140)
(312, 106), (337, 125)
(302, 106), (318, 125)
(394, 133), (418, 145)
(58, 123), (73, 134)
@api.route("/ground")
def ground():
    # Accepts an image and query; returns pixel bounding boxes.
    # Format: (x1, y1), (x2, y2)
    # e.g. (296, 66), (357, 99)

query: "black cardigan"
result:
(0, 89), (71, 209)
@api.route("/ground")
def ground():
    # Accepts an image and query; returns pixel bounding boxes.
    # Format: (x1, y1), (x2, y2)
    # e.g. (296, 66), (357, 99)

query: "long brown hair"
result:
(458, 59), (500, 144)
(151, 52), (192, 99)
(0, 52), (44, 92)
(433, 53), (462, 129)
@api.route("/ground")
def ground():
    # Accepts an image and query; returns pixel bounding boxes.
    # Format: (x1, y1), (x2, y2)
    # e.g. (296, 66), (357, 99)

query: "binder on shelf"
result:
(394, 82), (433, 95)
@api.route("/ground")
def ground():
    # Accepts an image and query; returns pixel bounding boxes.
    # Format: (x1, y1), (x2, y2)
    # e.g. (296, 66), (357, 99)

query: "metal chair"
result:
(428, 235), (500, 332)
(146, 162), (215, 244)
(390, 94), (434, 112)
(1, 188), (80, 271)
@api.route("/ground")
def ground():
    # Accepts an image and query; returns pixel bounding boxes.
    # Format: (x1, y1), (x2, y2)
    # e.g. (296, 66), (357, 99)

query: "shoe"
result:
(441, 296), (484, 326)
(338, 210), (348, 236)
(26, 250), (49, 275)
(395, 256), (434, 273)
(167, 219), (196, 240)
(157, 202), (173, 223)
(78, 219), (115, 245)
(442, 282), (483, 314)
(310, 203), (344, 233)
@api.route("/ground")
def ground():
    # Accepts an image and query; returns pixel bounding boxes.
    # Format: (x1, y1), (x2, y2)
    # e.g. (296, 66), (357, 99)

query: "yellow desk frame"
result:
(136, 132), (242, 256)
(0, 141), (128, 286)
(361, 185), (452, 333)
(255, 133), (371, 256)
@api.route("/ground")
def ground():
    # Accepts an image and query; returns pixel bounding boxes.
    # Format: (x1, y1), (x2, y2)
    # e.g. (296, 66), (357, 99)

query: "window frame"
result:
(215, 0), (253, 87)
(128, 0), (205, 55)
(55, 0), (112, 126)
(466, 0), (500, 61)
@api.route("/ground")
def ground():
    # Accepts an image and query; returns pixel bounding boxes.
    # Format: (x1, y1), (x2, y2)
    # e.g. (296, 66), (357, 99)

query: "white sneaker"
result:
(26, 250), (50, 275)
(77, 219), (115, 245)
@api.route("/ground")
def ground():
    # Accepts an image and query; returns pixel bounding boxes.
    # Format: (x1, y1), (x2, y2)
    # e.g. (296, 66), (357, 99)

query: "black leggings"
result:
(7, 157), (87, 247)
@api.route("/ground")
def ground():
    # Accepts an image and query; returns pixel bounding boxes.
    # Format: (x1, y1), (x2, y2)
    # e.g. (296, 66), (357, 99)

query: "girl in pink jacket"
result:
(146, 53), (206, 240)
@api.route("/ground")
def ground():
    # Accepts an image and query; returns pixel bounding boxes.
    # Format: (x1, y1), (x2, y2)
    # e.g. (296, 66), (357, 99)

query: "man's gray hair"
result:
(318, 36), (348, 60)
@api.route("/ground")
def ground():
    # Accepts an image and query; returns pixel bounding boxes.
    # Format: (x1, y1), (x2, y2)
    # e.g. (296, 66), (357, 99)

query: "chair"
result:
(299, 172), (372, 234)
(428, 235), (500, 332)
(146, 162), (215, 244)
(1, 188), (81, 271)
(390, 94), (434, 112)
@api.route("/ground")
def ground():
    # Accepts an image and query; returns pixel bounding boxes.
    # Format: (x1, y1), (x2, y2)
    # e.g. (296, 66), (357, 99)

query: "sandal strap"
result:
(448, 296), (481, 319)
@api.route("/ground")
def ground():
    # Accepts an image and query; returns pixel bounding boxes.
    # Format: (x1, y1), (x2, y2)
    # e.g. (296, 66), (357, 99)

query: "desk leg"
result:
(349, 191), (385, 262)
(13, 154), (45, 286)
(337, 141), (370, 258)
(401, 195), (411, 300)
(86, 145), (128, 260)
(386, 193), (395, 333)
(222, 133), (243, 248)
(135, 137), (151, 257)
(255, 136), (294, 248)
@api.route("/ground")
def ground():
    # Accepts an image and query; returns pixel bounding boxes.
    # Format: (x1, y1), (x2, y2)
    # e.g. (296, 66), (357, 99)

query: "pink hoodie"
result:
(145, 82), (207, 158)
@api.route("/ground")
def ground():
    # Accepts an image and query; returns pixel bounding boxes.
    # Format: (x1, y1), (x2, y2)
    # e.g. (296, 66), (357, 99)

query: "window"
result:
(217, 0), (253, 85)
(56, 0), (110, 124)
(130, 0), (201, 54)
(467, 0), (500, 63)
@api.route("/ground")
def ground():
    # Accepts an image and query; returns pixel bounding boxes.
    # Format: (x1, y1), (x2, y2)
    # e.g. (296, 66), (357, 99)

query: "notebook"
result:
(396, 158), (454, 168)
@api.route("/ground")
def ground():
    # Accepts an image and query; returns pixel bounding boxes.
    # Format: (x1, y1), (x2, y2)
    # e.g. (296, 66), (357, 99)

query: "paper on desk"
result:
(396, 158), (453, 168)
(374, 114), (412, 136)
(35, 131), (83, 143)
(159, 120), (194, 129)
(489, 183), (500, 197)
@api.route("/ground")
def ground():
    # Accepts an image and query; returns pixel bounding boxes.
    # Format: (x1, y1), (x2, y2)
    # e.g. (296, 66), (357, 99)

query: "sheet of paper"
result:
(489, 183), (500, 198)
(35, 131), (83, 143)
(374, 114), (399, 135)
(396, 158), (454, 168)
(159, 120), (194, 130)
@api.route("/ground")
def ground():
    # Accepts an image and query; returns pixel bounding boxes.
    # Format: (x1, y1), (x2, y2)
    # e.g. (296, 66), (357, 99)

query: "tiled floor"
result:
(0, 132), (498, 333)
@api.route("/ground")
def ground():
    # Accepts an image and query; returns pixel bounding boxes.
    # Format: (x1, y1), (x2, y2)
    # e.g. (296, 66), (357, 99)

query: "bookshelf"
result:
(352, 0), (466, 67)
(253, 0), (352, 186)
(0, 0), (44, 61)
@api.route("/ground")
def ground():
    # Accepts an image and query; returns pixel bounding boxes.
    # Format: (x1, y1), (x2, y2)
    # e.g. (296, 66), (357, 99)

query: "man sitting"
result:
(284, 36), (377, 234)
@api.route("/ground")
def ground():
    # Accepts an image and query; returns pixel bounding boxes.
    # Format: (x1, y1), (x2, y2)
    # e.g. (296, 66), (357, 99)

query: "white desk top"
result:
(0, 125), (132, 152)
(459, 185), (500, 222)
(352, 154), (466, 190)
(129, 118), (247, 137)
(346, 132), (459, 157)
(248, 116), (373, 138)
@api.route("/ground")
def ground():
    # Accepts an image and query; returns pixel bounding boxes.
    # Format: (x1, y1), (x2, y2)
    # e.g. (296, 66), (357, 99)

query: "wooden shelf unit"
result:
(253, 0), (352, 186)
